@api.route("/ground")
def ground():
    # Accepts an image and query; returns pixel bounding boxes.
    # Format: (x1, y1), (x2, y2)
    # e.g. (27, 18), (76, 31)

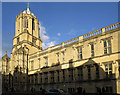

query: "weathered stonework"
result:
(2, 5), (120, 94)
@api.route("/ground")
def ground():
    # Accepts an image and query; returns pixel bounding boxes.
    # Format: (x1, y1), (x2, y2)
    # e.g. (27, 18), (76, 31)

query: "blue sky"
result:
(2, 2), (118, 57)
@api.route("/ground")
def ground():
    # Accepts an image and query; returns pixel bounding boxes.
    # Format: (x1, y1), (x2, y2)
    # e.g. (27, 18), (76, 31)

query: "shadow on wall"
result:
(1, 59), (119, 94)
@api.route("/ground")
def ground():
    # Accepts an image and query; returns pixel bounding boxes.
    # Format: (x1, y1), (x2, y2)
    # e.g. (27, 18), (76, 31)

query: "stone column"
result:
(91, 65), (95, 80)
(48, 72), (51, 83)
(60, 70), (63, 82)
(20, 14), (23, 33)
(116, 79), (120, 94)
(115, 61), (119, 79)
(74, 68), (77, 81)
(42, 73), (44, 84)
(83, 66), (87, 80)
(66, 69), (69, 82)
(54, 71), (57, 83)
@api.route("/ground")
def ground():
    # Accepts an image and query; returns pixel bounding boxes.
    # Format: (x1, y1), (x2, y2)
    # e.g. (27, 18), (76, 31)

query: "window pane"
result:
(80, 54), (82, 59)
(108, 47), (111, 54)
(80, 48), (82, 53)
(32, 18), (35, 30)
(104, 41), (107, 54)
(91, 44), (94, 50)
(92, 52), (94, 56)
(26, 19), (28, 28)
(109, 64), (112, 70)
(77, 49), (79, 60)
(31, 61), (34, 70)
(108, 40), (111, 47)
(45, 57), (48, 66)
(105, 64), (108, 70)
(104, 41), (107, 47)
(17, 38), (19, 43)
(104, 48), (107, 54)
(63, 52), (64, 63)
(106, 72), (108, 77)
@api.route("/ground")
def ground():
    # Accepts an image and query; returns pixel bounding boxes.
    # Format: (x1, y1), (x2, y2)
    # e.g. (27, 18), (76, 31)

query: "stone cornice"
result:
(13, 40), (41, 50)
(13, 31), (42, 42)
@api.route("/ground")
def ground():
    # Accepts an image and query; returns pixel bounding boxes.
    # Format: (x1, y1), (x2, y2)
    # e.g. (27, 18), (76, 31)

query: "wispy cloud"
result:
(57, 33), (61, 36)
(39, 22), (56, 49)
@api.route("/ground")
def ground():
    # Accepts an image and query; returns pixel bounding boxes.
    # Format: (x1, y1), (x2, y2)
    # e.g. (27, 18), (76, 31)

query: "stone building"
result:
(2, 4), (120, 94)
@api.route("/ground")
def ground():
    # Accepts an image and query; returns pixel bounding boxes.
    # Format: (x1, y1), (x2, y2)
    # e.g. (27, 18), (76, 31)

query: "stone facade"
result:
(2, 5), (120, 94)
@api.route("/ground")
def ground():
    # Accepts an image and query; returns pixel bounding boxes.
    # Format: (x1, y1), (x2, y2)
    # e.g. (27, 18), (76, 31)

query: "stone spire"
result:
(5, 51), (7, 55)
(27, 3), (30, 12)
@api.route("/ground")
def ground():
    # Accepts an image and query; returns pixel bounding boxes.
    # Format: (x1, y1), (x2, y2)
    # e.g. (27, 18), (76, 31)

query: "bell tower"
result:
(12, 3), (42, 54)
(10, 4), (42, 73)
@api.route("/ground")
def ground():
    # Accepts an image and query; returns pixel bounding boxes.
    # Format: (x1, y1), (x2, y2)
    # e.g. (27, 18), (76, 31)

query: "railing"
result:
(83, 29), (102, 39)
(30, 22), (120, 56)
(83, 22), (120, 39)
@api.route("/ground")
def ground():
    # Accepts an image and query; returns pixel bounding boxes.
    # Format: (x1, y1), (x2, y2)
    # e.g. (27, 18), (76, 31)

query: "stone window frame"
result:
(31, 60), (34, 70)
(101, 36), (112, 55)
(32, 37), (37, 45)
(87, 65), (91, 80)
(88, 42), (96, 57)
(44, 56), (48, 67)
(72, 45), (75, 60)
(56, 52), (60, 64)
(68, 68), (74, 81)
(39, 73), (42, 83)
(44, 72), (48, 83)
(17, 19), (20, 32)
(62, 69), (65, 82)
(77, 66), (83, 81)
(95, 64), (100, 79)
(32, 18), (35, 30)
(76, 46), (83, 60)
(50, 71), (55, 83)
(102, 61), (113, 78)
(61, 48), (66, 64)
(17, 37), (20, 44)
(56, 70), (60, 82)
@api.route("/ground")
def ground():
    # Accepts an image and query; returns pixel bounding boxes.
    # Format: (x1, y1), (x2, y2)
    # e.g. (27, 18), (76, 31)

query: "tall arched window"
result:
(24, 17), (28, 28)
(18, 20), (20, 32)
(32, 18), (35, 30)
(26, 19), (28, 28)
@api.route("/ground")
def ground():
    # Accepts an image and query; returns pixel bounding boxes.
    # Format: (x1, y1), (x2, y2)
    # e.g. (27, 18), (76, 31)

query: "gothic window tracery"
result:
(24, 17), (28, 28)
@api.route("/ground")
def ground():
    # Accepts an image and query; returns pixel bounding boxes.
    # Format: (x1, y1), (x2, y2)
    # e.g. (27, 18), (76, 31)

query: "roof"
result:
(22, 3), (36, 18)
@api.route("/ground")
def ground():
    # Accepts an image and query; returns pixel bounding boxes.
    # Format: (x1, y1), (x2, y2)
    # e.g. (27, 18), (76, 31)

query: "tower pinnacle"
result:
(27, 3), (30, 11)
(27, 3), (29, 9)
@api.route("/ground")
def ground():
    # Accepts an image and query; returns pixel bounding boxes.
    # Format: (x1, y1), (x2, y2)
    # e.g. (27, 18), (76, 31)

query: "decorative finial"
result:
(5, 51), (7, 55)
(16, 15), (17, 18)
(21, 10), (22, 14)
(27, 3), (29, 9)
(27, 3), (30, 11)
